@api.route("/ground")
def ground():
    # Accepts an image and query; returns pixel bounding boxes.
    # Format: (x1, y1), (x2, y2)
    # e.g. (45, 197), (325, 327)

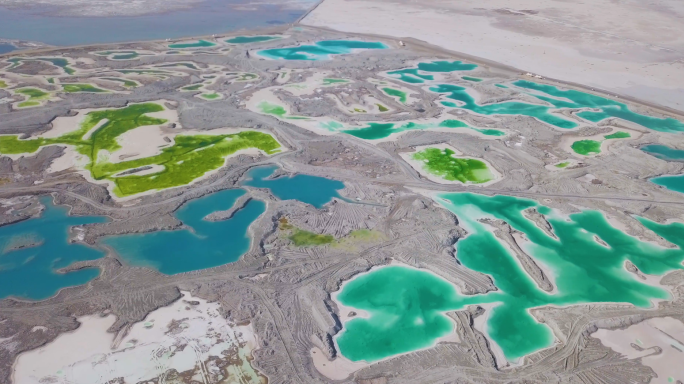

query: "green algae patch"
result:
(572, 140), (602, 155)
(337, 193), (684, 362)
(376, 104), (389, 112)
(289, 229), (334, 246)
(462, 76), (482, 82)
(0, 80), (7, 88)
(412, 147), (494, 183)
(381, 87), (407, 103)
(0, 103), (282, 198)
(181, 84), (204, 91)
(257, 101), (307, 120)
(14, 87), (52, 108)
(555, 161), (570, 168)
(62, 83), (109, 93)
(200, 92), (221, 100)
(604, 131), (631, 139)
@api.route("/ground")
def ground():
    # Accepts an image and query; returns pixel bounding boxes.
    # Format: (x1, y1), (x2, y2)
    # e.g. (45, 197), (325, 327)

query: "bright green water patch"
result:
(200, 92), (220, 100)
(571, 140), (602, 155)
(289, 229), (334, 246)
(225, 35), (281, 44)
(641, 145), (684, 162)
(387, 60), (477, 83)
(0, 80), (7, 88)
(514, 80), (684, 133)
(168, 40), (216, 49)
(433, 83), (577, 128)
(337, 193), (684, 362)
(462, 76), (482, 82)
(46, 78), (55, 84)
(8, 57), (75, 75)
(258, 40), (387, 61)
(381, 87), (407, 103)
(0, 103), (281, 197)
(17, 101), (40, 108)
(257, 101), (307, 120)
(322, 78), (348, 86)
(101, 77), (138, 88)
(377, 104), (389, 112)
(62, 83), (109, 93)
(15, 87), (51, 107)
(0, 196), (107, 300)
(412, 147), (494, 183)
(555, 162), (570, 168)
(604, 131), (631, 139)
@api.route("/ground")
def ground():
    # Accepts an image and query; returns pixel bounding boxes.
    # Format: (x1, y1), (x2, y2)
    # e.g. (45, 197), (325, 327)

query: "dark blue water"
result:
(243, 165), (344, 208)
(0, 0), (310, 46)
(0, 43), (16, 54)
(0, 197), (107, 300)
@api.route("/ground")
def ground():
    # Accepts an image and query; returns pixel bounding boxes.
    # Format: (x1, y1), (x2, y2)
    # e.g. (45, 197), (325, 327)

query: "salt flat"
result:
(303, 0), (684, 112)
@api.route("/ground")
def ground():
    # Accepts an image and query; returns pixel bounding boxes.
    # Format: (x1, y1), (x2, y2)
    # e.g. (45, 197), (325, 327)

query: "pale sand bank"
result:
(12, 291), (265, 384)
(303, 0), (684, 113)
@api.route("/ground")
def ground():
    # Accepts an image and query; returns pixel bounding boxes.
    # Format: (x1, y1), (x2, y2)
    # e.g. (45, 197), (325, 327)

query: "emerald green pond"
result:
(651, 175), (684, 194)
(257, 40), (387, 61)
(336, 193), (684, 363)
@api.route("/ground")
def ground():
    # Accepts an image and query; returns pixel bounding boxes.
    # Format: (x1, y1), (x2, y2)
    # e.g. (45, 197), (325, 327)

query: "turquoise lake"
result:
(243, 165), (344, 208)
(339, 119), (504, 140)
(0, 197), (107, 300)
(257, 40), (388, 60)
(336, 193), (684, 363)
(641, 144), (684, 162)
(167, 40), (216, 49)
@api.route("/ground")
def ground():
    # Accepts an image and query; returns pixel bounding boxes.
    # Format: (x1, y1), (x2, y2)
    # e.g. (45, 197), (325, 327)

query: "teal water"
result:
(641, 145), (684, 162)
(226, 35), (280, 44)
(7, 57), (75, 75)
(103, 189), (265, 275)
(432, 84), (577, 129)
(168, 40), (216, 49)
(651, 175), (684, 194)
(243, 165), (344, 208)
(257, 40), (387, 61)
(387, 60), (477, 83)
(340, 119), (504, 140)
(514, 80), (684, 133)
(336, 193), (684, 363)
(0, 197), (107, 300)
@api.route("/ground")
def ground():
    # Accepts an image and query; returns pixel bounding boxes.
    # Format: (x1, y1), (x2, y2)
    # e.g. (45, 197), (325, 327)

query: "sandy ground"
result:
(399, 143), (503, 187)
(594, 317), (684, 384)
(12, 291), (264, 384)
(303, 0), (684, 113)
